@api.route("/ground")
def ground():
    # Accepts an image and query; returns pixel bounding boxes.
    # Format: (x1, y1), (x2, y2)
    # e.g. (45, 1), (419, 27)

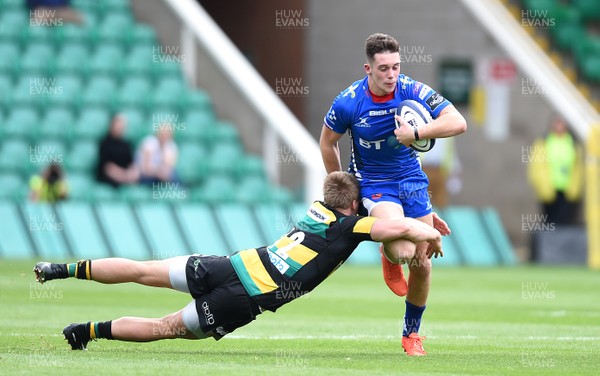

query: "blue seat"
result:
(22, 203), (70, 260)
(135, 203), (188, 259)
(0, 201), (35, 258)
(174, 204), (229, 256)
(443, 206), (499, 266)
(56, 202), (110, 259)
(96, 202), (149, 259)
(213, 204), (265, 252)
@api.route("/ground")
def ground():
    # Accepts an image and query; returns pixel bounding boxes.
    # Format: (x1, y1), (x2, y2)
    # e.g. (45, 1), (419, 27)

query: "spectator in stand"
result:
(29, 163), (69, 202)
(136, 125), (179, 186)
(527, 115), (583, 225)
(26, 0), (84, 25)
(96, 114), (139, 188)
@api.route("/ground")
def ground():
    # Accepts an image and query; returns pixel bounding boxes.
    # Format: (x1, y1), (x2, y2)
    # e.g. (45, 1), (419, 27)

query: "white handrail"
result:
(162, 0), (326, 202)
(459, 0), (598, 140)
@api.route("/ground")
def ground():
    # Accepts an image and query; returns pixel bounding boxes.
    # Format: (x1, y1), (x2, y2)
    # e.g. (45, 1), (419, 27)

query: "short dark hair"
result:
(365, 33), (399, 62)
(323, 172), (360, 210)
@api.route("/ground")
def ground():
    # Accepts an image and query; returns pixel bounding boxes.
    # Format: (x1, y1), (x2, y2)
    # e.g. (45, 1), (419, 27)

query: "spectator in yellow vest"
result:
(527, 116), (583, 225)
(29, 163), (69, 203)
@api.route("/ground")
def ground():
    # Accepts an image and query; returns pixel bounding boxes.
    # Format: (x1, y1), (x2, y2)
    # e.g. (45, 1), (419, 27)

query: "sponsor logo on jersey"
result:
(202, 301), (215, 325)
(342, 83), (359, 99)
(308, 207), (327, 222)
(368, 109), (396, 116)
(413, 82), (423, 95)
(426, 93), (445, 111)
(371, 193), (383, 200)
(326, 108), (336, 122)
(358, 138), (385, 150)
(418, 84), (432, 100)
(353, 117), (370, 127)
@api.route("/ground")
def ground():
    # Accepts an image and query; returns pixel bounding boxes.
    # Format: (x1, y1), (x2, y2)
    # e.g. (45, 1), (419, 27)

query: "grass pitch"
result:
(1, 260), (599, 375)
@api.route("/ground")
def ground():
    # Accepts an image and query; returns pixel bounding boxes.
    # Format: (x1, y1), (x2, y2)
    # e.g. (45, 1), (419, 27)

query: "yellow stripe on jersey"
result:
(309, 202), (336, 225)
(239, 249), (278, 294)
(272, 236), (318, 266)
(353, 217), (377, 234)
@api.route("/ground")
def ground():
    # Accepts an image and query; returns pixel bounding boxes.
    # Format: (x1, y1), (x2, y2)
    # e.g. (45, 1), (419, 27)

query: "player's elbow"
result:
(454, 115), (467, 135)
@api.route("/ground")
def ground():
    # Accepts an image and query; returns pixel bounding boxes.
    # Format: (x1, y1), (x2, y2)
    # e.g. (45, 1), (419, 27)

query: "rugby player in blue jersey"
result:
(33, 172), (449, 352)
(320, 33), (466, 355)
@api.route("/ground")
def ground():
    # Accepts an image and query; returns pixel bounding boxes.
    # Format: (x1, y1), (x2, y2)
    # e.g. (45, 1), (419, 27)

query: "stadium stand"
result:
(0, 0), (515, 266)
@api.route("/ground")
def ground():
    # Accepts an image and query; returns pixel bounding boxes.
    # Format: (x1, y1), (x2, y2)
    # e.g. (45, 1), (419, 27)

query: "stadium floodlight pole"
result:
(163, 0), (326, 203)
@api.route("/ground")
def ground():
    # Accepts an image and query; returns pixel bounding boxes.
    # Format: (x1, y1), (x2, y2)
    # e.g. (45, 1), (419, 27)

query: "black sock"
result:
(89, 321), (113, 340)
(67, 260), (92, 280)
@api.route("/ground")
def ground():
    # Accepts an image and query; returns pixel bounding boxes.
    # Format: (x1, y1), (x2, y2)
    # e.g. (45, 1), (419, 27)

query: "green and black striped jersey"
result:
(229, 201), (377, 311)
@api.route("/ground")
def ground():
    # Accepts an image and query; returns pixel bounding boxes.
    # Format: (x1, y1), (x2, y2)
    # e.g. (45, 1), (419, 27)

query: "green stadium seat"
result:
(173, 204), (229, 256)
(23, 24), (52, 45)
(0, 13), (24, 42)
(205, 143), (243, 177)
(574, 35), (600, 66)
(480, 207), (517, 265)
(4, 107), (39, 142)
(123, 54), (153, 78)
(116, 79), (150, 111)
(88, 49), (123, 79)
(549, 6), (584, 52)
(581, 55), (600, 82)
(214, 204), (265, 251)
(20, 43), (55, 75)
(74, 107), (111, 141)
(287, 202), (308, 230)
(0, 42), (19, 76)
(95, 13), (132, 45)
(117, 185), (153, 202)
(136, 203), (189, 258)
(0, 138), (30, 175)
(65, 140), (98, 173)
(206, 121), (241, 145)
(88, 184), (120, 202)
(52, 23), (89, 46)
(65, 172), (94, 201)
(253, 203), (290, 244)
(81, 75), (117, 109)
(0, 9), (27, 26)
(443, 206), (499, 266)
(96, 201), (149, 259)
(524, 0), (558, 14)
(39, 107), (75, 141)
(1, 0), (25, 9)
(56, 202), (110, 259)
(22, 202), (71, 260)
(573, 0), (600, 21)
(152, 61), (183, 82)
(176, 142), (207, 185)
(194, 175), (237, 203)
(269, 186), (297, 205)
(182, 90), (213, 113)
(0, 173), (25, 200)
(179, 110), (215, 141)
(55, 43), (89, 75)
(0, 200), (35, 258)
(236, 175), (270, 204)
(127, 24), (157, 48)
(429, 208), (462, 266)
(234, 154), (266, 180)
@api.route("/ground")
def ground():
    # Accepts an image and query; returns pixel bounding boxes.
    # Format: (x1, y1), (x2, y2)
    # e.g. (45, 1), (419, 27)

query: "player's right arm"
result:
(319, 125), (344, 173)
(370, 217), (444, 258)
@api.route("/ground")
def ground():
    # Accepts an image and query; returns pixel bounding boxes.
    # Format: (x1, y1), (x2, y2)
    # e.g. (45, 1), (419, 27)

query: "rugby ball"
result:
(395, 100), (436, 152)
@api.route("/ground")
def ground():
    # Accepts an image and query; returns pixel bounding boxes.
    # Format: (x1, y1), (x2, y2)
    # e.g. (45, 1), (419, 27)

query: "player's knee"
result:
(383, 240), (417, 263)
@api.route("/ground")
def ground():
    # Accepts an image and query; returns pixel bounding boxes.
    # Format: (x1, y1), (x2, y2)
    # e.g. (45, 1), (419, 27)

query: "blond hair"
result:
(323, 172), (360, 210)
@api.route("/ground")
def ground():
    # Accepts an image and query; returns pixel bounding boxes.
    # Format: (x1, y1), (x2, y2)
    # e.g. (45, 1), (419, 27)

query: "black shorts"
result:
(184, 255), (262, 340)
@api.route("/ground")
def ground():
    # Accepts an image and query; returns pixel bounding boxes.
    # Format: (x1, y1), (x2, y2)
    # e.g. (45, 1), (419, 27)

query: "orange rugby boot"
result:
(402, 332), (427, 356)
(380, 244), (408, 297)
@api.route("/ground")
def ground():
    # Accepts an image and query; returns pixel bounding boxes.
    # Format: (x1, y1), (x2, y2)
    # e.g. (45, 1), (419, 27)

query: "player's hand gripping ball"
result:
(395, 100), (436, 152)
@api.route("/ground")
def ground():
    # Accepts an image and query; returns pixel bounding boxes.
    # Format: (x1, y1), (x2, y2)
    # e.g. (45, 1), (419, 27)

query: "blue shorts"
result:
(359, 173), (432, 218)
